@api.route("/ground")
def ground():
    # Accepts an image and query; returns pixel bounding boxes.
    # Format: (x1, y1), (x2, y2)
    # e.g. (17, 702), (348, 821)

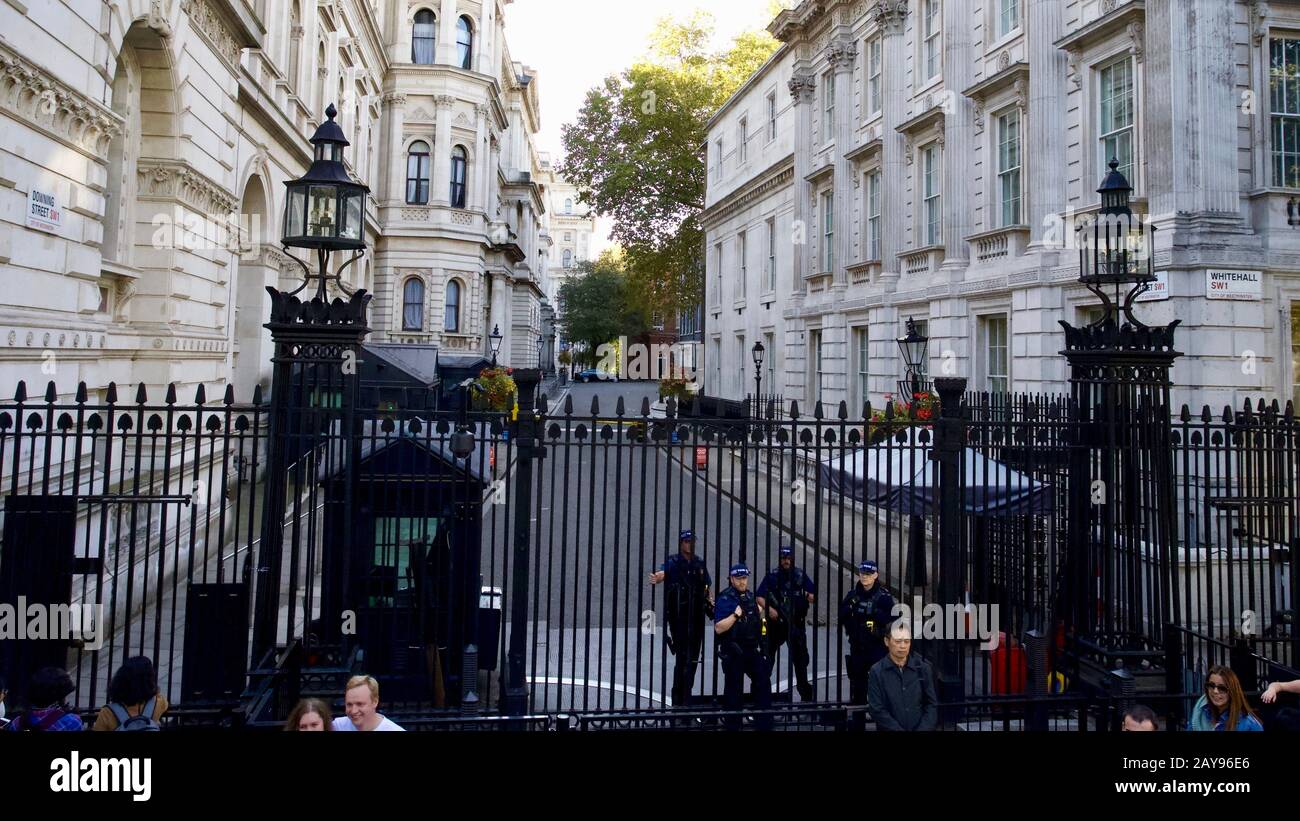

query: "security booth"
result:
(357, 343), (441, 413)
(437, 353), (493, 414)
(316, 421), (494, 707)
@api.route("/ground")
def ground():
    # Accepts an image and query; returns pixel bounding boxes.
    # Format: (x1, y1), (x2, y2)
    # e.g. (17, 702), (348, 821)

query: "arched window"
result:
(564, 198), (572, 214)
(406, 141), (430, 204)
(402, 278), (425, 331)
(444, 279), (461, 332)
(450, 145), (468, 208)
(456, 16), (473, 70)
(412, 9), (436, 65)
(562, 249), (573, 268)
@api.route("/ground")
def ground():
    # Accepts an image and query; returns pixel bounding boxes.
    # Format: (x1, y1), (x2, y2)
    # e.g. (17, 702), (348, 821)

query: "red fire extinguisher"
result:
(695, 446), (708, 470)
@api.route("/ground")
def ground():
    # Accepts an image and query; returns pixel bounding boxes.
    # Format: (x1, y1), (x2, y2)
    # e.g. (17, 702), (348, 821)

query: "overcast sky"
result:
(502, 0), (779, 254)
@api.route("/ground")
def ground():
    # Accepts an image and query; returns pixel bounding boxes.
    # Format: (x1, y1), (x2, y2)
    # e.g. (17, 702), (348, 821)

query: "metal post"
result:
(502, 368), (542, 716)
(932, 376), (967, 716)
(1163, 622), (1184, 729)
(1024, 629), (1048, 731)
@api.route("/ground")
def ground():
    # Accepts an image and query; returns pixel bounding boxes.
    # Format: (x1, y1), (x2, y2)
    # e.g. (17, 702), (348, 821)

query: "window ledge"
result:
(897, 246), (944, 276)
(847, 259), (881, 285)
(966, 225), (1031, 263)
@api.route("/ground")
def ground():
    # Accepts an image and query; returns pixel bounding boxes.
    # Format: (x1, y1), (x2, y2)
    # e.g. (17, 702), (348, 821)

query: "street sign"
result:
(26, 188), (62, 234)
(1205, 269), (1262, 301)
(1133, 270), (1168, 302)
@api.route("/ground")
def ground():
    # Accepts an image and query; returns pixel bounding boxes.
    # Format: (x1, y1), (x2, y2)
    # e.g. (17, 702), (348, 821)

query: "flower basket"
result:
(866, 391), (939, 445)
(658, 377), (691, 405)
(471, 367), (517, 413)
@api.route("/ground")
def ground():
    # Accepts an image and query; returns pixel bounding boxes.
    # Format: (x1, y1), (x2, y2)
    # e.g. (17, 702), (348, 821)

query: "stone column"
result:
(488, 137), (502, 219)
(473, 104), (489, 211)
(440, 0), (458, 67)
(382, 93), (407, 205)
(829, 37), (856, 291)
(433, 94), (455, 206)
(875, 1), (908, 285)
(1146, 0), (1239, 216)
(1026, 0), (1067, 250)
(478, 0), (493, 75)
(489, 271), (511, 363)
(788, 72), (816, 294)
(397, 6), (413, 64)
(941, 0), (974, 272)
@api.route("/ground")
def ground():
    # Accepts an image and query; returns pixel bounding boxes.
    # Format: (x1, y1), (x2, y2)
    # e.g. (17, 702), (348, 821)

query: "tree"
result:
(560, 12), (778, 319)
(556, 253), (647, 368)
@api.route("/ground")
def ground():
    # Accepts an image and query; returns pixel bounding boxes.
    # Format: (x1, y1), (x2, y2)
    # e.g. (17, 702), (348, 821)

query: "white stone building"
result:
(538, 164), (595, 361)
(702, 0), (1300, 413)
(0, 0), (556, 404)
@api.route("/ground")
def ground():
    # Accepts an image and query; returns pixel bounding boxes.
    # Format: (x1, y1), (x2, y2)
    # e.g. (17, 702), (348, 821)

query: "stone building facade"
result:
(702, 0), (1300, 413)
(0, 0), (557, 403)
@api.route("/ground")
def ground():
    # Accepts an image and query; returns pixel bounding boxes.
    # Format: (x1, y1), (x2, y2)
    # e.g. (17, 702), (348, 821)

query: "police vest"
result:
(721, 590), (766, 651)
(664, 556), (709, 618)
(845, 587), (888, 645)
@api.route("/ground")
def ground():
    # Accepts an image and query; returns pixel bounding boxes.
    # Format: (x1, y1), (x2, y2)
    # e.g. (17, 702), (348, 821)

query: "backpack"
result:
(108, 696), (161, 731)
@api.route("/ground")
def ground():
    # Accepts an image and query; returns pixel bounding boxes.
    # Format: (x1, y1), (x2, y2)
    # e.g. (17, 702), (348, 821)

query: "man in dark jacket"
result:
(867, 620), (938, 731)
(649, 529), (713, 706)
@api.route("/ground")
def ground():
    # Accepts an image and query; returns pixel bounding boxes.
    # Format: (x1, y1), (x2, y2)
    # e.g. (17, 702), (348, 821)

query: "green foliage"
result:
(473, 367), (517, 413)
(556, 254), (648, 366)
(559, 11), (779, 319)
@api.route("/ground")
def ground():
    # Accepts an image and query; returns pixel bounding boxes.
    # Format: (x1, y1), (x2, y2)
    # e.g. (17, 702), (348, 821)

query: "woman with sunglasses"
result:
(1188, 666), (1263, 731)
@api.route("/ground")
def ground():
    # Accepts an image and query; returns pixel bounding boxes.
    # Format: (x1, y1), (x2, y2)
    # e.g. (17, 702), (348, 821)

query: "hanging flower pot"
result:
(471, 366), (517, 413)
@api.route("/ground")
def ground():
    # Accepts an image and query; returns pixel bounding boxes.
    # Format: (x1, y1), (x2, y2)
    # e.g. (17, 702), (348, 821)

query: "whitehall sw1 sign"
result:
(1205, 269), (1262, 301)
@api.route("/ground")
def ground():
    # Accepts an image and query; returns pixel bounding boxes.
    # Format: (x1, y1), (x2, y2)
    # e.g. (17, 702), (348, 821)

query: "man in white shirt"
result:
(330, 675), (405, 731)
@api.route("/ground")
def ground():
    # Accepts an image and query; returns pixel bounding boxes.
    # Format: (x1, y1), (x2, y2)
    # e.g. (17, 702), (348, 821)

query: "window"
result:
(1271, 38), (1300, 187)
(412, 9), (436, 65)
(1099, 58), (1136, 185)
(997, 109), (1022, 226)
(406, 140), (430, 204)
(456, 16), (473, 70)
(739, 117), (748, 164)
(822, 190), (835, 272)
(866, 37), (882, 119)
(1081, 305), (1108, 326)
(402, 278), (425, 331)
(737, 231), (747, 298)
(764, 332), (775, 395)
(562, 249), (573, 268)
(713, 242), (723, 305)
(767, 92), (777, 141)
(997, 0), (1019, 39)
(867, 171), (882, 260)
(444, 279), (461, 332)
(854, 327), (870, 409)
(1292, 303), (1300, 409)
(564, 198), (573, 214)
(765, 217), (776, 292)
(823, 71), (836, 140)
(450, 146), (467, 207)
(371, 518), (439, 606)
(564, 231), (573, 242)
(810, 329), (826, 402)
(981, 315), (1009, 393)
(923, 0), (942, 81)
(736, 335), (746, 395)
(923, 145), (941, 246)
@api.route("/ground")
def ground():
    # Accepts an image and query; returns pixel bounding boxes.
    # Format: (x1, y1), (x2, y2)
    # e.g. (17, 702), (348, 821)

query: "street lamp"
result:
(1076, 158), (1158, 324)
(536, 335), (544, 369)
(896, 316), (929, 400)
(281, 104), (369, 299)
(489, 324), (503, 367)
(751, 340), (765, 418)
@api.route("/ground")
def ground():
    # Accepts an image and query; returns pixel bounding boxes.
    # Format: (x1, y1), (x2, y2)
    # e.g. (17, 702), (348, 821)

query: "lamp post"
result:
(253, 104), (371, 662)
(897, 316), (929, 589)
(536, 335), (544, 370)
(751, 340), (765, 418)
(489, 324), (503, 367)
(896, 317), (928, 401)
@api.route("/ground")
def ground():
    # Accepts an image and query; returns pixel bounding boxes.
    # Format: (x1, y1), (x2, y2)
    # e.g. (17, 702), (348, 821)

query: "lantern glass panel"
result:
(341, 190), (363, 241)
(286, 186), (306, 238)
(308, 185), (338, 238)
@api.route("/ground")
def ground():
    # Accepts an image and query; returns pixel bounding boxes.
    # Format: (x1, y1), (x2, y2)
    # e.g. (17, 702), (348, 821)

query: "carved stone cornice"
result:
(434, 95), (456, 110)
(1128, 21), (1145, 63)
(381, 92), (407, 110)
(700, 158), (795, 229)
(181, 0), (245, 68)
(0, 41), (123, 159)
(137, 160), (237, 215)
(788, 73), (816, 104)
(869, 0), (908, 34)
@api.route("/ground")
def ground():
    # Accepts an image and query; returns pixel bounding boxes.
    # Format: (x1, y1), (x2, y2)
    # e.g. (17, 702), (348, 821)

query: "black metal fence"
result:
(1, 374), (1295, 728)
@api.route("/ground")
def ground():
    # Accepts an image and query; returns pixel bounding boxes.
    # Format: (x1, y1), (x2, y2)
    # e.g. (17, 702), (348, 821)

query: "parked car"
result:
(576, 368), (618, 383)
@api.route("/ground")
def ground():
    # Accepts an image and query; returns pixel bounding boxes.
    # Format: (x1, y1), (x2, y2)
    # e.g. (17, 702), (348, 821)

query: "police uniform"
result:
(714, 563), (773, 730)
(659, 530), (712, 706)
(838, 560), (896, 707)
(757, 546), (817, 701)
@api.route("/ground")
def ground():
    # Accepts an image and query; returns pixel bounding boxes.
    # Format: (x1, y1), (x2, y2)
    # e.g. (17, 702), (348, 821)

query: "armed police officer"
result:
(649, 529), (713, 706)
(756, 545), (816, 701)
(714, 563), (773, 730)
(838, 560), (897, 715)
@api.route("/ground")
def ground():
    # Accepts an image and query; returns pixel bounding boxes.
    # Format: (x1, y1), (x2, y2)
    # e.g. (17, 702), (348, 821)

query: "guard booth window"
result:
(370, 517), (440, 607)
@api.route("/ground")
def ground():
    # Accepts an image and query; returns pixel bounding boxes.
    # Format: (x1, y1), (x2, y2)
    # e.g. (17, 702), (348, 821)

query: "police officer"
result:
(714, 563), (773, 730)
(838, 560), (897, 710)
(648, 529), (713, 706)
(756, 545), (816, 701)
